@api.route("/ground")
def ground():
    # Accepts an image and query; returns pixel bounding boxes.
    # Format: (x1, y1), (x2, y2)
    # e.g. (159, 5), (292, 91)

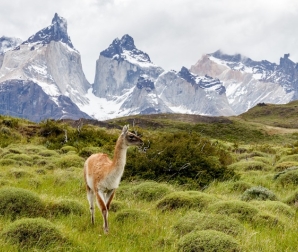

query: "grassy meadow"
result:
(0, 104), (298, 251)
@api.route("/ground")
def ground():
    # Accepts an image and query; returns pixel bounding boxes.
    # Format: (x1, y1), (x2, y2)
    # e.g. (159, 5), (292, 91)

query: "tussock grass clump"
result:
(55, 154), (84, 168)
(208, 200), (259, 221)
(60, 146), (77, 153)
(252, 213), (282, 227)
(109, 200), (126, 212)
(0, 158), (16, 166)
(275, 162), (298, 171)
(173, 211), (244, 237)
(130, 181), (174, 201)
(177, 230), (240, 252)
(278, 154), (298, 163)
(0, 187), (45, 219)
(284, 189), (298, 206)
(231, 181), (253, 193)
(274, 169), (298, 186)
(8, 168), (34, 179)
(47, 199), (85, 217)
(114, 209), (151, 223)
(252, 201), (295, 217)
(229, 160), (271, 171)
(39, 149), (59, 157)
(1, 217), (69, 249)
(4, 153), (33, 162)
(79, 146), (102, 158)
(156, 191), (216, 211)
(241, 186), (277, 201)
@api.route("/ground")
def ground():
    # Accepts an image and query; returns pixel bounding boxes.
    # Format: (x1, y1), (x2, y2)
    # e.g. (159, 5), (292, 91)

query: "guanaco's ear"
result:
(122, 125), (129, 135)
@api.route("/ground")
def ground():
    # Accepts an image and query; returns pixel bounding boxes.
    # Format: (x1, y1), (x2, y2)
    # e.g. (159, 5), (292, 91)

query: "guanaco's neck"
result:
(112, 136), (128, 170)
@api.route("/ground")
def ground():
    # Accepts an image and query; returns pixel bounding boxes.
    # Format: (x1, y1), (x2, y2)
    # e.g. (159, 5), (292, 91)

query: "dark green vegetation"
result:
(0, 100), (298, 251)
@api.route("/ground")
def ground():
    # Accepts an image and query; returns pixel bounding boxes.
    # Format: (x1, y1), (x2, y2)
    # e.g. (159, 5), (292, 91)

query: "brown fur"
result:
(83, 125), (143, 234)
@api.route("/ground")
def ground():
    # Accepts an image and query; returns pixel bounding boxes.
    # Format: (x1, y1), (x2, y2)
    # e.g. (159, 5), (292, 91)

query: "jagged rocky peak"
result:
(136, 75), (155, 91)
(22, 13), (74, 49)
(0, 36), (22, 53)
(100, 34), (151, 63)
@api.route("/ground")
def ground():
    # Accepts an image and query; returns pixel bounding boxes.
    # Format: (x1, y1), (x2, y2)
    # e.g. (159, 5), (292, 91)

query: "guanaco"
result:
(83, 125), (143, 234)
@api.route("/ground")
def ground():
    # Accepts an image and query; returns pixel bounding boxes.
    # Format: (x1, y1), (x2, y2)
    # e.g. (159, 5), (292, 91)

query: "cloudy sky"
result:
(1, 0), (297, 82)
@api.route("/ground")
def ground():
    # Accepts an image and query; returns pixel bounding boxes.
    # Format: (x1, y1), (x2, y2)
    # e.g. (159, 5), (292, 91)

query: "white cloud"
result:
(1, 0), (298, 82)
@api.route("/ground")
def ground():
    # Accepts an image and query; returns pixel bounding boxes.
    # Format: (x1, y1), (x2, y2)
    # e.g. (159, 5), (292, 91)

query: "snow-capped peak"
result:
(21, 13), (74, 49)
(100, 34), (153, 66)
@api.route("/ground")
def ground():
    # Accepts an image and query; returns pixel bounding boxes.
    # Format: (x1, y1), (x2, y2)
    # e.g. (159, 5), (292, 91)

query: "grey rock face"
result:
(190, 51), (295, 114)
(119, 75), (172, 115)
(93, 34), (164, 98)
(0, 79), (90, 122)
(155, 68), (234, 116)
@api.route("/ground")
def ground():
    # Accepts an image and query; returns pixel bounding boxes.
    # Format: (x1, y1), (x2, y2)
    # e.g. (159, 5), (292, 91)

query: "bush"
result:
(156, 191), (216, 211)
(274, 169), (298, 186)
(177, 230), (240, 252)
(173, 211), (244, 237)
(114, 209), (151, 222)
(1, 218), (69, 249)
(124, 131), (236, 188)
(0, 187), (45, 220)
(208, 200), (259, 221)
(241, 186), (277, 201)
(130, 181), (174, 201)
(47, 199), (85, 216)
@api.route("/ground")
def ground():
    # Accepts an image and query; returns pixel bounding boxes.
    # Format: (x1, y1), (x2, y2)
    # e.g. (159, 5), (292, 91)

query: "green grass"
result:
(0, 114), (297, 251)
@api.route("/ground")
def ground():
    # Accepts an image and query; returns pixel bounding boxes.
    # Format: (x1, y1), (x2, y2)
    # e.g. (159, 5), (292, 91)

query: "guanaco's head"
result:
(121, 125), (143, 147)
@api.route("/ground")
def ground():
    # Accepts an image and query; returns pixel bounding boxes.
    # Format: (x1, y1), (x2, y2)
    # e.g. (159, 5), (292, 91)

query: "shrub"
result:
(252, 201), (295, 217)
(1, 217), (69, 249)
(0, 187), (45, 220)
(114, 209), (151, 222)
(274, 169), (298, 186)
(208, 200), (259, 221)
(173, 211), (244, 237)
(177, 230), (240, 252)
(130, 181), (174, 201)
(241, 186), (277, 201)
(156, 191), (216, 211)
(46, 199), (85, 216)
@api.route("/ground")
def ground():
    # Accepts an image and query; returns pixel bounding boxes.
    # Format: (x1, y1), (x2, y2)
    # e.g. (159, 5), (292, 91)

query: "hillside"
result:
(0, 106), (298, 251)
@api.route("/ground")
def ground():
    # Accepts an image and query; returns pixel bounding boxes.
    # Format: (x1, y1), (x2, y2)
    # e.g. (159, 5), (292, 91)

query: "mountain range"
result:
(0, 13), (297, 122)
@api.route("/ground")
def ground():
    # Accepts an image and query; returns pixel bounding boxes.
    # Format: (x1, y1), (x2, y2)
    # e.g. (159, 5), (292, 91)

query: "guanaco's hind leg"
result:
(86, 186), (95, 225)
(96, 190), (109, 234)
(106, 189), (115, 210)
